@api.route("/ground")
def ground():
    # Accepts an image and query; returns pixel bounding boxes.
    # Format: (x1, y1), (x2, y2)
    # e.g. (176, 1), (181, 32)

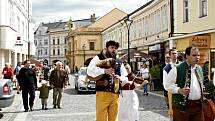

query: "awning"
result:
(119, 50), (154, 62)
(29, 59), (42, 67)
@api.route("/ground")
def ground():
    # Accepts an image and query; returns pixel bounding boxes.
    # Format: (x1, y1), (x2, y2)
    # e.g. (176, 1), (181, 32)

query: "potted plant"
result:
(149, 64), (162, 91)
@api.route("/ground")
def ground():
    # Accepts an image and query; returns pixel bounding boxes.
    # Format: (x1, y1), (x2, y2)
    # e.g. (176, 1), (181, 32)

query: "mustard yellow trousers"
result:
(96, 91), (119, 121)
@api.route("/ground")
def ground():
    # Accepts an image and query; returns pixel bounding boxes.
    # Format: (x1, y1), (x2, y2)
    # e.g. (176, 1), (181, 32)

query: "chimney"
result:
(91, 14), (96, 23)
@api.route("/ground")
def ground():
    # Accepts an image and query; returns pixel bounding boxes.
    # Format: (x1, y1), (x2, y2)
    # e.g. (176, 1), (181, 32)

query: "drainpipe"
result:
(169, 0), (174, 38)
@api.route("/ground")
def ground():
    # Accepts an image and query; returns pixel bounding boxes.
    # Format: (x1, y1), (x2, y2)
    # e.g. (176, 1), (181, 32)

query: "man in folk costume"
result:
(163, 48), (181, 120)
(164, 45), (204, 121)
(87, 40), (128, 121)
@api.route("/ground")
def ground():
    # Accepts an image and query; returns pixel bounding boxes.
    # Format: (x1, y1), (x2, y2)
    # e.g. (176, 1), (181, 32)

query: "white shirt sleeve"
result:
(119, 63), (128, 86)
(87, 56), (105, 78)
(164, 67), (180, 94)
(163, 69), (168, 90)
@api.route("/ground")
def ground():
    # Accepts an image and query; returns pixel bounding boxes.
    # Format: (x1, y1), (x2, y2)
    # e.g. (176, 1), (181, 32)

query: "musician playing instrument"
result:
(164, 45), (204, 121)
(119, 63), (148, 121)
(87, 40), (128, 121)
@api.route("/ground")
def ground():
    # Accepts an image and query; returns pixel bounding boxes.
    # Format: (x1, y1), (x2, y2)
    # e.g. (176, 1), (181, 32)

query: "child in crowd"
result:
(38, 80), (52, 110)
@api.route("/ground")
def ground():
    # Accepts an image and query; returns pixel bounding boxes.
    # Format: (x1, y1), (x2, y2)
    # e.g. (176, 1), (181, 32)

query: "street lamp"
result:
(82, 44), (86, 66)
(124, 17), (133, 65)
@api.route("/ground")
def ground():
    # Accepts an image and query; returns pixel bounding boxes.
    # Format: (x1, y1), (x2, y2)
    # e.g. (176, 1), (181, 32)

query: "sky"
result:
(32, 0), (149, 24)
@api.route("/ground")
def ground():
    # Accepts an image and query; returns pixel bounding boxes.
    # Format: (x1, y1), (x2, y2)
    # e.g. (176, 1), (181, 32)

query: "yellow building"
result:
(171, 0), (215, 79)
(67, 8), (127, 72)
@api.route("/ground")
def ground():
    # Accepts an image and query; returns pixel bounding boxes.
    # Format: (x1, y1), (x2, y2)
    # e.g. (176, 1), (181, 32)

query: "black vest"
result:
(96, 53), (121, 93)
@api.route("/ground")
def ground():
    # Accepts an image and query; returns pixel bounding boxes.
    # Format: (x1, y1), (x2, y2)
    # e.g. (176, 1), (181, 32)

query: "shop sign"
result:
(148, 44), (161, 52)
(190, 36), (211, 48)
(15, 36), (23, 46)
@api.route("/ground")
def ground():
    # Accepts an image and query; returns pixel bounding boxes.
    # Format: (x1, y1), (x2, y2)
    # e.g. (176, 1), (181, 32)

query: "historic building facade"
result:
(34, 18), (94, 65)
(170, 0), (215, 79)
(0, 0), (35, 77)
(68, 8), (127, 72)
(102, 0), (170, 70)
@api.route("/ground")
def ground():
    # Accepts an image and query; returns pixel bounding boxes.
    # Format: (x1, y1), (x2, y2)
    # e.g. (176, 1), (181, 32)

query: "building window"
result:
(89, 42), (94, 50)
(57, 39), (60, 45)
(65, 49), (67, 54)
(40, 49), (43, 55)
(39, 30), (42, 35)
(162, 5), (168, 31)
(44, 39), (48, 45)
(57, 49), (60, 55)
(39, 40), (42, 46)
(53, 39), (55, 45)
(44, 49), (47, 55)
(53, 49), (55, 55)
(199, 0), (207, 17)
(38, 50), (40, 55)
(64, 37), (67, 44)
(183, 0), (189, 22)
(34, 40), (37, 46)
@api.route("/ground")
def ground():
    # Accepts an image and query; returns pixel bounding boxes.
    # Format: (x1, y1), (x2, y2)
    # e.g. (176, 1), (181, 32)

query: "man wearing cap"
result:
(87, 40), (128, 121)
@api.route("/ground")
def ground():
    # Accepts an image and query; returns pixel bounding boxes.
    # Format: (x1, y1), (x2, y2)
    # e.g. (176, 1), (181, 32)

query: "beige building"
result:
(67, 8), (127, 72)
(170, 0), (215, 79)
(102, 0), (170, 69)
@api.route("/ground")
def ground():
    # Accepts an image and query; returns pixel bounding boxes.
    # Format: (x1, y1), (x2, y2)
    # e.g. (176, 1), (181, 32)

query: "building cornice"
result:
(167, 28), (215, 40)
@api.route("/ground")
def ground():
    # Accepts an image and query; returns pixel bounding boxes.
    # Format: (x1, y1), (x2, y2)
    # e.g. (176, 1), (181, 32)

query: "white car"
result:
(0, 79), (15, 108)
(74, 67), (96, 93)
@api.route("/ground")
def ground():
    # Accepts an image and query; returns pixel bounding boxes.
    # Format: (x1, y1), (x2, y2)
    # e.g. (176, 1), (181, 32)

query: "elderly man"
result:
(49, 61), (68, 109)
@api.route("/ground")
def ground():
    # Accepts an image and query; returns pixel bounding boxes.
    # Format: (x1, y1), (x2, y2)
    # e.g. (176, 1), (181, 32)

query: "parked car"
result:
(0, 79), (15, 108)
(74, 67), (96, 93)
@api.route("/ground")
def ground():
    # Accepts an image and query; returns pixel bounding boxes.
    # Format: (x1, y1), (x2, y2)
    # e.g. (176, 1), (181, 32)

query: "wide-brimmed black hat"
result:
(105, 40), (119, 49)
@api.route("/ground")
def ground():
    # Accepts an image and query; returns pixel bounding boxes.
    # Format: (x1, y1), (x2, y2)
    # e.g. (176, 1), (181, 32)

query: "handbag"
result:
(195, 70), (215, 121)
(202, 98), (214, 121)
(207, 99), (215, 117)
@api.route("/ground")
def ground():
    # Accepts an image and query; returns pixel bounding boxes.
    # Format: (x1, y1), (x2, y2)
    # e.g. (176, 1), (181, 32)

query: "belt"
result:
(186, 99), (201, 107)
(122, 83), (135, 90)
(96, 80), (110, 86)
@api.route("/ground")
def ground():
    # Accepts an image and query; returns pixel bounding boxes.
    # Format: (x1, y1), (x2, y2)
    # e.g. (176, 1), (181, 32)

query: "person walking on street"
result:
(140, 63), (150, 95)
(14, 62), (22, 94)
(164, 45), (204, 121)
(161, 53), (171, 108)
(42, 63), (50, 81)
(64, 64), (71, 85)
(87, 40), (128, 121)
(17, 60), (38, 112)
(49, 61), (68, 109)
(38, 80), (52, 110)
(163, 48), (181, 120)
(2, 63), (13, 79)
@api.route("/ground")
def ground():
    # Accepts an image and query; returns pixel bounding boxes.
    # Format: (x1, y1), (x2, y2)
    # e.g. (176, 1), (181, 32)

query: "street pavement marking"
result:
(13, 106), (28, 121)
(33, 112), (95, 117)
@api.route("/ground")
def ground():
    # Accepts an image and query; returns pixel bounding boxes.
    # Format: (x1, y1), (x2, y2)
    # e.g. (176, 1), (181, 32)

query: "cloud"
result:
(32, 0), (147, 24)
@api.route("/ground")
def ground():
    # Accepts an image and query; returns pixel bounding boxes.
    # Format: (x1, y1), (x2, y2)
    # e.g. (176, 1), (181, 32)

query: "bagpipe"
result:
(87, 58), (120, 93)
